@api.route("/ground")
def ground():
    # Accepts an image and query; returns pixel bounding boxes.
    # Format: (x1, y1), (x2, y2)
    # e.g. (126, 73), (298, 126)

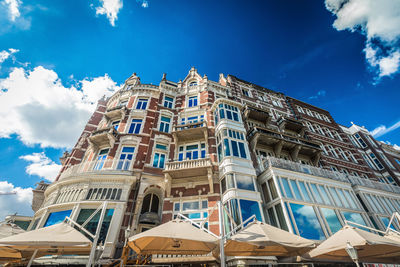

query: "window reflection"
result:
(290, 180), (302, 200)
(298, 181), (311, 202)
(236, 176), (255, 191)
(342, 211), (366, 227)
(44, 210), (72, 227)
(289, 203), (325, 240)
(281, 178), (293, 198)
(321, 208), (342, 234)
(76, 209), (114, 244)
(239, 199), (262, 224)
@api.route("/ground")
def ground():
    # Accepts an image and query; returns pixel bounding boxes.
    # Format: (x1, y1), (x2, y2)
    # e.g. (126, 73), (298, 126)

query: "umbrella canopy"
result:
(0, 222), (92, 255)
(224, 221), (315, 257)
(0, 222), (25, 239)
(128, 219), (218, 255)
(309, 225), (400, 262)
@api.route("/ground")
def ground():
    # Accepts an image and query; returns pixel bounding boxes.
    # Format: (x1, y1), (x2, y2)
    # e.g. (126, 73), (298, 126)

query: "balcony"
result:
(88, 127), (119, 148)
(58, 158), (133, 180)
(105, 105), (126, 121)
(248, 126), (321, 162)
(277, 116), (305, 136)
(139, 212), (161, 225)
(172, 121), (207, 141)
(164, 157), (212, 179)
(242, 105), (271, 124)
(348, 175), (400, 194)
(260, 156), (348, 183)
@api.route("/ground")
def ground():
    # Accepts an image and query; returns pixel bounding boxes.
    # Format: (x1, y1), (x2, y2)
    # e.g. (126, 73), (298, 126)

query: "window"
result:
(325, 128), (334, 138)
(216, 129), (247, 161)
(235, 175), (255, 191)
(163, 96), (174, 109)
(321, 208), (342, 234)
(361, 152), (376, 170)
(173, 199), (208, 223)
(152, 152), (166, 168)
(239, 199), (262, 223)
(327, 145), (338, 158)
(314, 112), (322, 120)
(323, 115), (331, 122)
(136, 98), (148, 110)
(379, 152), (395, 169)
(141, 193), (160, 214)
(178, 143), (206, 161)
(369, 153), (384, 170)
(348, 151), (358, 163)
(289, 203), (325, 240)
(242, 88), (250, 97)
(305, 121), (315, 132)
(365, 135), (377, 147)
(119, 99), (128, 106)
(281, 178), (294, 199)
(44, 210), (72, 227)
(188, 96), (198, 107)
(128, 119), (142, 134)
(271, 97), (283, 108)
(341, 211), (367, 227)
(111, 120), (120, 131)
(117, 147), (135, 170)
(354, 134), (367, 148)
(94, 149), (109, 170)
(337, 147), (348, 161)
(214, 103), (240, 124)
(334, 131), (343, 141)
(297, 106), (304, 113)
(315, 125), (325, 136)
(152, 144), (167, 168)
(76, 209), (114, 244)
(159, 116), (171, 133)
(189, 81), (198, 87)
(305, 109), (313, 116)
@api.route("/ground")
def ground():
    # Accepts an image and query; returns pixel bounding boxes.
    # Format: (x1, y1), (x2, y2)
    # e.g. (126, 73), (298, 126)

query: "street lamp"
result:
(345, 242), (360, 267)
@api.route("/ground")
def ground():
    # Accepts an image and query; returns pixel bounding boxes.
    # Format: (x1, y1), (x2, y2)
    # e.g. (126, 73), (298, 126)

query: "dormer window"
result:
(189, 81), (198, 87)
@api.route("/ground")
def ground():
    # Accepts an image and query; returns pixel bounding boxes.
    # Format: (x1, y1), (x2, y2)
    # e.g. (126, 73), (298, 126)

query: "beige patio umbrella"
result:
(309, 225), (400, 263)
(128, 219), (218, 255)
(224, 221), (315, 257)
(0, 222), (25, 239)
(0, 222), (92, 266)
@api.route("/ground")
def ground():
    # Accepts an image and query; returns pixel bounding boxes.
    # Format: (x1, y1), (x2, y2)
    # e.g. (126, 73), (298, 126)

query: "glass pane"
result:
(321, 208), (342, 234)
(344, 190), (358, 209)
(221, 178), (227, 194)
(230, 199), (241, 227)
(380, 216), (396, 230)
(310, 184), (323, 203)
(231, 140), (239, 157)
(298, 181), (311, 202)
(290, 180), (302, 200)
(262, 183), (271, 203)
(342, 211), (367, 226)
(224, 139), (231, 156)
(268, 208), (278, 227)
(329, 188), (342, 207)
(318, 185), (332, 205)
(268, 179), (278, 199)
(238, 142), (247, 158)
(76, 209), (114, 244)
(276, 203), (288, 231)
(239, 199), (262, 223)
(183, 201), (199, 211)
(150, 195), (159, 213)
(44, 210), (72, 227)
(337, 189), (350, 208)
(236, 176), (255, 191)
(226, 174), (235, 189)
(289, 203), (325, 240)
(202, 200), (208, 209)
(141, 194), (151, 214)
(281, 178), (294, 198)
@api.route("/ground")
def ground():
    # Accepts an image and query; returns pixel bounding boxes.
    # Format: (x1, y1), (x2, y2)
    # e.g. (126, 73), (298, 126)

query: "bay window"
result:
(217, 129), (247, 161)
(214, 103), (240, 124)
(178, 142), (206, 161)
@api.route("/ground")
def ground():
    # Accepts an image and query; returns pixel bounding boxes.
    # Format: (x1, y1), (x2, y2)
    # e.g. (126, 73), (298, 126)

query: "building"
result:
(27, 68), (400, 265)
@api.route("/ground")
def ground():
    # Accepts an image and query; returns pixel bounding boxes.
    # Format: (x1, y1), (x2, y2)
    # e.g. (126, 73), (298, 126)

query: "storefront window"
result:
(281, 178), (293, 198)
(290, 180), (302, 200)
(298, 181), (311, 202)
(289, 203), (325, 240)
(310, 184), (323, 203)
(44, 210), (72, 227)
(77, 209), (114, 244)
(321, 208), (342, 234)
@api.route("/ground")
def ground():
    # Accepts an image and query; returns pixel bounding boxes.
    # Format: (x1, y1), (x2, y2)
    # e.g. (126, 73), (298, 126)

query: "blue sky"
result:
(0, 0), (399, 219)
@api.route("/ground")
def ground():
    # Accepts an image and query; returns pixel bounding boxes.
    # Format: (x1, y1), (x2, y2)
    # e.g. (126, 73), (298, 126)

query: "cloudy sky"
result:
(0, 0), (399, 220)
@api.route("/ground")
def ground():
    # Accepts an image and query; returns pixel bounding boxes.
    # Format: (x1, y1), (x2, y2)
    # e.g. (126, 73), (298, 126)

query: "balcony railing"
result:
(261, 156), (348, 183)
(164, 157), (211, 172)
(248, 126), (320, 150)
(261, 156), (400, 194)
(348, 175), (400, 194)
(59, 159), (133, 180)
(173, 121), (207, 131)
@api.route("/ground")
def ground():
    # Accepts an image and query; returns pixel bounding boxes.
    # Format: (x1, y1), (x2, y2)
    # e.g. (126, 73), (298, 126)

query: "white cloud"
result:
(137, 0), (148, 8)
(0, 48), (18, 65)
(95, 0), (123, 27)
(370, 119), (400, 138)
(20, 152), (61, 182)
(325, 0), (400, 78)
(0, 181), (33, 220)
(308, 90), (326, 100)
(0, 63), (120, 148)
(3, 0), (21, 21)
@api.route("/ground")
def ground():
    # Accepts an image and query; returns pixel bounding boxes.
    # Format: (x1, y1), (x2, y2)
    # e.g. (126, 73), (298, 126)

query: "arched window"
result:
(141, 193), (160, 214)
(189, 81), (198, 87)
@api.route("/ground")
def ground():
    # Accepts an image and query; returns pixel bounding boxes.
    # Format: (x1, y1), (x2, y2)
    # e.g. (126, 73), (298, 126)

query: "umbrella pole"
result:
(27, 249), (38, 267)
(218, 201), (226, 267)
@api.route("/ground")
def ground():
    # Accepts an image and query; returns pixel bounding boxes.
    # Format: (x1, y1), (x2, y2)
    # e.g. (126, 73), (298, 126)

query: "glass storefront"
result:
(76, 209), (114, 244)
(44, 210), (72, 227)
(289, 203), (325, 240)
